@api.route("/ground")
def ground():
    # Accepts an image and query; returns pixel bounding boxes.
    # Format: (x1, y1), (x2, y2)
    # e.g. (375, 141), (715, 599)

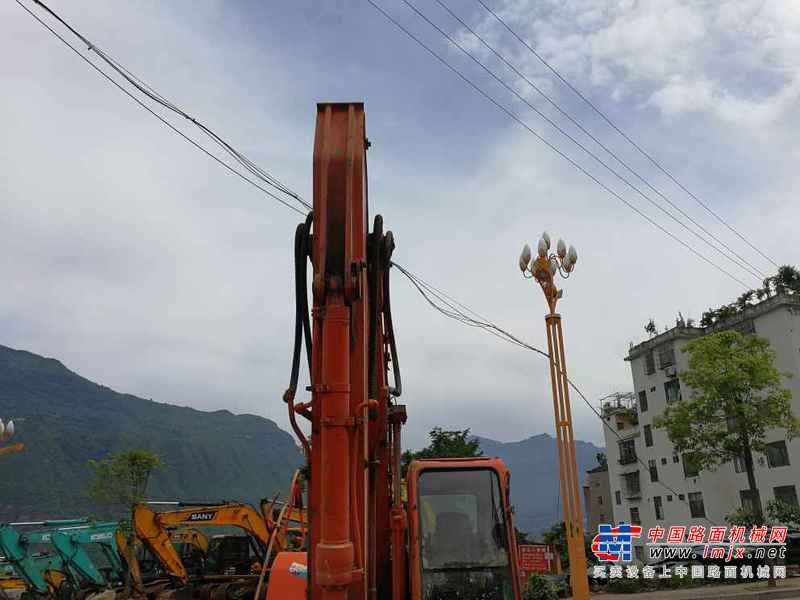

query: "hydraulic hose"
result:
(284, 212), (313, 459)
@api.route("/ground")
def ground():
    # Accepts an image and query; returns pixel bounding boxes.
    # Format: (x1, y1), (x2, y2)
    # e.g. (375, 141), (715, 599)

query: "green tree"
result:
(402, 427), (482, 474)
(89, 449), (163, 594)
(541, 522), (567, 569)
(595, 452), (607, 469)
(654, 331), (798, 523)
(89, 449), (165, 511)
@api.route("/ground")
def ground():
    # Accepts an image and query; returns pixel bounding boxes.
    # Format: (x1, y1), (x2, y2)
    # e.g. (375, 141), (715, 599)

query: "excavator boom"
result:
(271, 103), (521, 600)
(50, 522), (123, 587)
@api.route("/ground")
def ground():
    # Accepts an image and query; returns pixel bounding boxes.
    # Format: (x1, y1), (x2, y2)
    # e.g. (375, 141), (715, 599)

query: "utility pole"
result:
(519, 232), (589, 600)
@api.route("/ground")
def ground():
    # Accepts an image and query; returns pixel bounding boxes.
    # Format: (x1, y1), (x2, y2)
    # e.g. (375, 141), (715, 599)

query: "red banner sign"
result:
(518, 544), (552, 576)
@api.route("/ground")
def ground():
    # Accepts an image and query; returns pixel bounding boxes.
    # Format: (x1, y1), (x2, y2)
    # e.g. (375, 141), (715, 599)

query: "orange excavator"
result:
(267, 103), (522, 600)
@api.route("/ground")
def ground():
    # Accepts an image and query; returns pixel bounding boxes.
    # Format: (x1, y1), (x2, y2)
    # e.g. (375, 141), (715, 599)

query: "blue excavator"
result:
(0, 520), (124, 599)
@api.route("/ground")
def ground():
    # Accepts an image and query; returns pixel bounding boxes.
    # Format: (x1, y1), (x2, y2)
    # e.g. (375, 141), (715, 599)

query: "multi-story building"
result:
(583, 463), (612, 535)
(603, 294), (800, 563)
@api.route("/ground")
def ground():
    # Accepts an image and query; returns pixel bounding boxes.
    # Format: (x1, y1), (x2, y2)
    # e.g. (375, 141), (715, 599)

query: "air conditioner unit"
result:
(665, 366), (677, 377)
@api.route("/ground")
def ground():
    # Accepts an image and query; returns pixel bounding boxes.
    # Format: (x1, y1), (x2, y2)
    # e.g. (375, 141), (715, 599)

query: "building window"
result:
(766, 441), (790, 468)
(653, 496), (664, 520)
(740, 489), (761, 515)
(672, 452), (679, 463)
(615, 491), (621, 505)
(774, 485), (799, 508)
(733, 454), (746, 473)
(598, 496), (603, 505)
(630, 506), (641, 524)
(666, 495), (673, 502)
(664, 380), (682, 403)
(618, 439), (637, 465)
(638, 390), (648, 412)
(622, 472), (641, 498)
(658, 345), (675, 369)
(683, 453), (701, 478)
(688, 492), (706, 518)
(648, 459), (659, 482)
(678, 494), (685, 501)
(661, 457), (667, 465)
(645, 351), (656, 375)
(644, 425), (653, 447)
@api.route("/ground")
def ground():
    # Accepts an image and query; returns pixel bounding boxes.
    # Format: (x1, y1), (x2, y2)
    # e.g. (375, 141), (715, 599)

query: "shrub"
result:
(522, 573), (558, 600)
(607, 576), (643, 593)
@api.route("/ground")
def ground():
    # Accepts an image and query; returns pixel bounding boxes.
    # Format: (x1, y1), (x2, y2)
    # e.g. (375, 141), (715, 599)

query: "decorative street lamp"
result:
(0, 417), (24, 457)
(0, 418), (15, 442)
(520, 232), (589, 600)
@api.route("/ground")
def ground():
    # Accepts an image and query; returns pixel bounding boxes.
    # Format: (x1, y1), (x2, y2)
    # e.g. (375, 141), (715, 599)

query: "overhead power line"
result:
(475, 0), (779, 270)
(16, 0), (721, 525)
(393, 261), (722, 526)
(365, 0), (752, 289)
(17, 0), (310, 215)
(398, 0), (761, 283)
(434, 0), (766, 281)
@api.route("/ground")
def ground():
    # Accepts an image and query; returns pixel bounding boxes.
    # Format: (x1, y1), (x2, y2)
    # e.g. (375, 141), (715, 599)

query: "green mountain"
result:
(476, 434), (604, 535)
(0, 345), (303, 521)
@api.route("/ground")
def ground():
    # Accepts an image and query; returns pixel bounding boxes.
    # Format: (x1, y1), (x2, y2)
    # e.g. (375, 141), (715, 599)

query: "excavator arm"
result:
(132, 504), (190, 585)
(115, 528), (145, 593)
(133, 502), (273, 585)
(50, 522), (123, 587)
(272, 104), (522, 600)
(168, 528), (209, 554)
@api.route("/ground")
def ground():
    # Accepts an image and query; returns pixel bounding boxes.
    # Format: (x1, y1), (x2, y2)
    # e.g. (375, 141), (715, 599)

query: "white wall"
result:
(604, 300), (800, 562)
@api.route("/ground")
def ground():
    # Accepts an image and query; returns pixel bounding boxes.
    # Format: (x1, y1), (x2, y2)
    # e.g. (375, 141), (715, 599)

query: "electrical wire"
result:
(19, 0), (759, 290)
(475, 0), (779, 270)
(365, 0), (752, 289)
(393, 261), (722, 526)
(434, 0), (766, 280)
(396, 0), (761, 283)
(14, 0), (724, 530)
(17, 0), (310, 215)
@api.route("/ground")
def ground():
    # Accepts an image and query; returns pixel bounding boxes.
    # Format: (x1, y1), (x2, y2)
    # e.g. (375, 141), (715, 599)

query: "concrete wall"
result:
(584, 466), (612, 535)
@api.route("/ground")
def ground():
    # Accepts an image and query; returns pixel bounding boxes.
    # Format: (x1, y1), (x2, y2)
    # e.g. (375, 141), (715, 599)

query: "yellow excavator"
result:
(115, 525), (210, 596)
(132, 471), (306, 585)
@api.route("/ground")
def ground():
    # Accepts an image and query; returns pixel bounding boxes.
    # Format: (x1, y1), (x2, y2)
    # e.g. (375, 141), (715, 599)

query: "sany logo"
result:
(90, 532), (112, 541)
(187, 511), (217, 522)
(591, 523), (643, 562)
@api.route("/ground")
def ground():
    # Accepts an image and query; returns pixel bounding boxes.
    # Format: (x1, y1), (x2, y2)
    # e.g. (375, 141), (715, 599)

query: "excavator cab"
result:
(407, 458), (521, 600)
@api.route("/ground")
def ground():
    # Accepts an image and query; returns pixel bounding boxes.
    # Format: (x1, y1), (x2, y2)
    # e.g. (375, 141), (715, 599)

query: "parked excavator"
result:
(264, 103), (523, 600)
(0, 519), (90, 598)
(132, 470), (305, 592)
(0, 561), (27, 599)
(50, 522), (124, 589)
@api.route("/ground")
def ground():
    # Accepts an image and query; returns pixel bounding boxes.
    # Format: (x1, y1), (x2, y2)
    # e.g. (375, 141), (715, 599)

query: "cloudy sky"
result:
(2, 0), (798, 449)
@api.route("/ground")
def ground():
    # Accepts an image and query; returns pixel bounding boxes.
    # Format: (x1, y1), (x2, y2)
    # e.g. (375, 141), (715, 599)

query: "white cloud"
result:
(472, 0), (800, 125)
(1, 0), (798, 453)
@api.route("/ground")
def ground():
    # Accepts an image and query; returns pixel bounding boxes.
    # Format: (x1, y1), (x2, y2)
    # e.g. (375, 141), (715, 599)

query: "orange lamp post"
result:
(519, 233), (589, 600)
